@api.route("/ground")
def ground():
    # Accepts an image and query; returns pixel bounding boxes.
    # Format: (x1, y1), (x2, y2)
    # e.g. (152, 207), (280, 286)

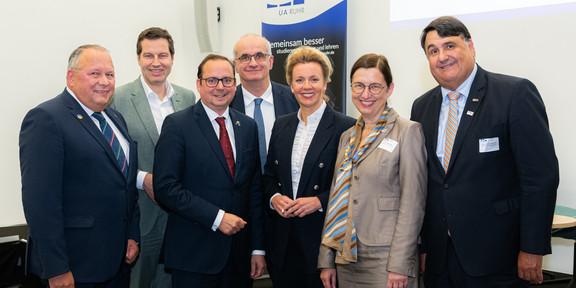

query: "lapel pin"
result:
(472, 98), (479, 102)
(77, 114), (83, 119)
(467, 111), (474, 116)
(235, 121), (240, 126)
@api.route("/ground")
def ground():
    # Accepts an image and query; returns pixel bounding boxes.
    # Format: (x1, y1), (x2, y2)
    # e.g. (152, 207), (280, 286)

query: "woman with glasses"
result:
(318, 54), (427, 288)
(262, 46), (355, 288)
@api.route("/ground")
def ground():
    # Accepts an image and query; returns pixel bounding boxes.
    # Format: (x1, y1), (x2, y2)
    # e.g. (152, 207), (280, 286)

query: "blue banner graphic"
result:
(262, 0), (347, 112)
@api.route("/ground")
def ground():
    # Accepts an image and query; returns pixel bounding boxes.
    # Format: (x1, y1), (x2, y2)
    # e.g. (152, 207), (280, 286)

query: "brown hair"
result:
(137, 27), (175, 56)
(350, 53), (393, 86)
(197, 54), (235, 79)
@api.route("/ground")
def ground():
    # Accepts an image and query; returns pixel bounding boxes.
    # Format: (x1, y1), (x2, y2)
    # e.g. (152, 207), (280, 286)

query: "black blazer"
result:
(20, 89), (139, 282)
(411, 66), (558, 276)
(262, 105), (355, 273)
(154, 102), (264, 274)
(230, 81), (299, 117)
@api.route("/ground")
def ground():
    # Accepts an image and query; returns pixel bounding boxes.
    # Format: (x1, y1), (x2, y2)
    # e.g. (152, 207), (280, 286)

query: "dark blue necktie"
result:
(253, 98), (266, 172)
(92, 112), (128, 178)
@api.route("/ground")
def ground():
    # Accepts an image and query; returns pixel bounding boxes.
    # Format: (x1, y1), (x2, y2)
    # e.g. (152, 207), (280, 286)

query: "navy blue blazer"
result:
(20, 89), (140, 282)
(262, 105), (355, 273)
(153, 102), (265, 274)
(229, 81), (299, 117)
(411, 66), (558, 276)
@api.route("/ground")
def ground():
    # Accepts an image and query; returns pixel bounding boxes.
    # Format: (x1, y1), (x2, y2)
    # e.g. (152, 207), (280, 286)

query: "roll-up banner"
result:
(262, 0), (348, 113)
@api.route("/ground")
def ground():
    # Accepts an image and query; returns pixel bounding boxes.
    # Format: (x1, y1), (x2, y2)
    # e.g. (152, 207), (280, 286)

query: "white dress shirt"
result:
(136, 78), (176, 189)
(242, 83), (275, 149)
(140, 76), (175, 134)
(269, 102), (327, 211)
(291, 101), (327, 199)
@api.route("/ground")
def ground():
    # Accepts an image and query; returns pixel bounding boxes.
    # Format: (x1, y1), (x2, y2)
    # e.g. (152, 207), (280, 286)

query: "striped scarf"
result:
(321, 106), (391, 264)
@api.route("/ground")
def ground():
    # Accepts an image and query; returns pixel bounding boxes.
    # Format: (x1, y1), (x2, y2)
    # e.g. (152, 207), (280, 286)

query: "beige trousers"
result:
(336, 242), (419, 288)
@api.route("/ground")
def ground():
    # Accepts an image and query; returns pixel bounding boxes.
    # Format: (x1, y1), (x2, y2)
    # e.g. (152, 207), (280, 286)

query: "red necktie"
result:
(215, 117), (234, 179)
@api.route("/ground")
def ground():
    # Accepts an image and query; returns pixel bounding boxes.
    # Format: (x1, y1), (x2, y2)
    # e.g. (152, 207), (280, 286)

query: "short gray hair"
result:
(67, 44), (109, 70)
(233, 34), (272, 58)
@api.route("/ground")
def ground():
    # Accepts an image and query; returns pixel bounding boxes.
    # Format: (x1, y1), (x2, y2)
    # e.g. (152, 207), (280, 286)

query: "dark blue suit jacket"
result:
(19, 89), (140, 282)
(153, 102), (265, 274)
(411, 66), (558, 276)
(262, 105), (355, 273)
(229, 81), (299, 117)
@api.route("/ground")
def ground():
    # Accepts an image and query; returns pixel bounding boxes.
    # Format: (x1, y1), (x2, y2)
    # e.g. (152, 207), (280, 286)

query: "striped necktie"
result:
(443, 91), (462, 173)
(92, 112), (128, 178)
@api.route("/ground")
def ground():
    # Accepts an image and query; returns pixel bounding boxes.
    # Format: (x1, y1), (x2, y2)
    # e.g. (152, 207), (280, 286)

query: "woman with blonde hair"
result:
(262, 46), (355, 288)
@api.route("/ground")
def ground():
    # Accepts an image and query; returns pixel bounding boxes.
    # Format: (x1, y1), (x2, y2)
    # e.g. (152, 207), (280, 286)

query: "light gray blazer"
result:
(318, 108), (427, 278)
(110, 77), (196, 235)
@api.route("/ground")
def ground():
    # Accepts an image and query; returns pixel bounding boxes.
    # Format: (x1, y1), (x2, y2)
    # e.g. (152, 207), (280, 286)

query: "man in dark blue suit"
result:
(230, 34), (299, 170)
(411, 16), (558, 287)
(20, 45), (140, 287)
(154, 54), (265, 288)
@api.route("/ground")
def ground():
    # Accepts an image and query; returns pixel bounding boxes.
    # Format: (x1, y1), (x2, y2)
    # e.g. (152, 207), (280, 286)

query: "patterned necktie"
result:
(253, 98), (266, 172)
(215, 117), (235, 179)
(322, 107), (392, 264)
(92, 112), (128, 178)
(443, 91), (463, 173)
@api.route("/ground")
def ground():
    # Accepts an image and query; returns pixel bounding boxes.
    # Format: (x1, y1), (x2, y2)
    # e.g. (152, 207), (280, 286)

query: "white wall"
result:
(1, 0), (575, 274)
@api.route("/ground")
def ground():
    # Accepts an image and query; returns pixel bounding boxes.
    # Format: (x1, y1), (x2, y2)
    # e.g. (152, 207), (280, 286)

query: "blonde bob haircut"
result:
(285, 45), (333, 85)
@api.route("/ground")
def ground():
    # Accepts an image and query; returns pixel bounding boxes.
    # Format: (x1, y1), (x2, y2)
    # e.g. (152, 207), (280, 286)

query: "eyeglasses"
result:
(236, 53), (269, 63)
(200, 77), (236, 88)
(351, 82), (386, 94)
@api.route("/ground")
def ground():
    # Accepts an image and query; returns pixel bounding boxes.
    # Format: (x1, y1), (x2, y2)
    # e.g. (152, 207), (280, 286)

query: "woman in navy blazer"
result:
(262, 46), (355, 288)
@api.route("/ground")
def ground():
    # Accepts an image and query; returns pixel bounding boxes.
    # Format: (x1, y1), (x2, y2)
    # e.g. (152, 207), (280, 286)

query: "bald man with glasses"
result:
(230, 34), (299, 172)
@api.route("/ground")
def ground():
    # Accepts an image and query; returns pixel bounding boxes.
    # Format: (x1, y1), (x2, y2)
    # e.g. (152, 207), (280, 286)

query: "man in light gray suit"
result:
(110, 27), (196, 288)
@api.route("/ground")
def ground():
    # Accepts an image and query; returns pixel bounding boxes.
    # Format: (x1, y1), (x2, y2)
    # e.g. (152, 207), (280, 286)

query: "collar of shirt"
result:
(241, 82), (274, 110)
(66, 86), (130, 162)
(140, 76), (175, 134)
(200, 101), (236, 158)
(140, 76), (174, 103)
(440, 63), (478, 104)
(297, 101), (327, 125)
(241, 82), (275, 149)
(291, 101), (327, 198)
(67, 86), (95, 116)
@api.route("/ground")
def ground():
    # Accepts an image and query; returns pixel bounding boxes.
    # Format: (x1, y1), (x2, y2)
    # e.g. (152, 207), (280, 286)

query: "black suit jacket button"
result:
(442, 215), (446, 221)
(319, 163), (325, 168)
(278, 183), (281, 187)
(313, 185), (319, 190)
(443, 184), (450, 189)
(275, 160), (279, 165)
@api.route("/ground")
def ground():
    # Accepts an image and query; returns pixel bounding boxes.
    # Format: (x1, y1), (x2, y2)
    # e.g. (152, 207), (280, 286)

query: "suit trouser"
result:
(130, 210), (170, 288)
(57, 262), (131, 288)
(269, 225), (322, 288)
(424, 237), (529, 288)
(171, 250), (251, 288)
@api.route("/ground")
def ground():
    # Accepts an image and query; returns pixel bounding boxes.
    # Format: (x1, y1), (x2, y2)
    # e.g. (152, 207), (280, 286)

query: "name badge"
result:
(479, 137), (499, 153)
(378, 138), (398, 153)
